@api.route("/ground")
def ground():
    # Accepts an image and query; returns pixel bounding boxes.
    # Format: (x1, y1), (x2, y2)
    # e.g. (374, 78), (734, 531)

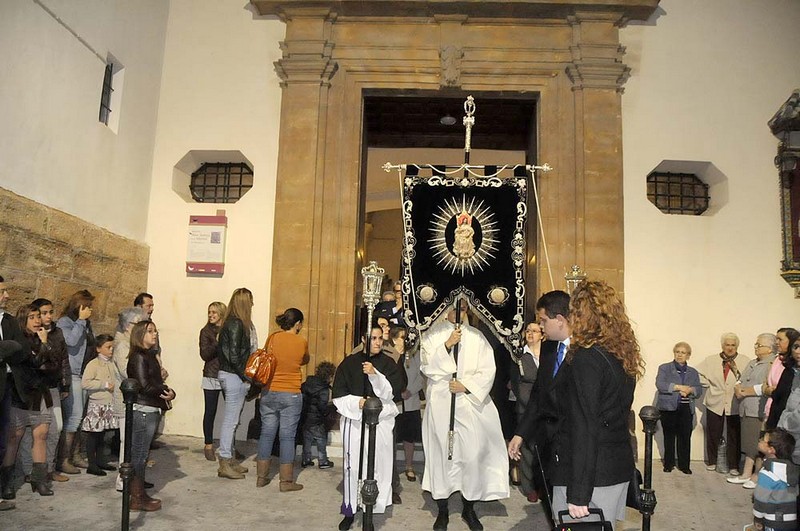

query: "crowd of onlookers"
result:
(0, 276), (172, 512)
(656, 328), (800, 531)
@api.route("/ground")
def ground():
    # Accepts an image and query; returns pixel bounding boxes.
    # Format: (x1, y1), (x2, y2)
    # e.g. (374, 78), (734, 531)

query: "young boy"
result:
(753, 428), (799, 531)
(300, 361), (337, 469)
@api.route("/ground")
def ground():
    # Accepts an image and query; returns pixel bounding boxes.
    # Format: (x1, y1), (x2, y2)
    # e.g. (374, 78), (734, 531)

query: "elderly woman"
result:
(725, 333), (778, 488)
(656, 342), (702, 474)
(111, 307), (146, 491)
(552, 281), (644, 530)
(697, 333), (751, 475)
(510, 320), (544, 501)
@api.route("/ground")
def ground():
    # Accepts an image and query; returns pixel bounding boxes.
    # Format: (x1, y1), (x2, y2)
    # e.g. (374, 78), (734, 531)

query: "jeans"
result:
(130, 409), (161, 478)
(302, 423), (328, 462)
(20, 388), (62, 473)
(63, 374), (87, 432)
(217, 371), (248, 459)
(257, 390), (302, 463)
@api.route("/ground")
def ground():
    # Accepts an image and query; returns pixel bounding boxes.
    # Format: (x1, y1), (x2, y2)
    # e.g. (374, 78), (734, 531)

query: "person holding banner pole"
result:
(421, 300), (509, 531)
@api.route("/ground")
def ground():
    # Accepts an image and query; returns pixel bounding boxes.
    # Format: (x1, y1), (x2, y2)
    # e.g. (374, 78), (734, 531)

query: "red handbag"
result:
(244, 333), (278, 387)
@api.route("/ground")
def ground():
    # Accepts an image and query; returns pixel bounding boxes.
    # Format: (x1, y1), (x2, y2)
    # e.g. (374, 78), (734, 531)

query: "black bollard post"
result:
(638, 405), (660, 531)
(120, 378), (140, 531)
(361, 396), (383, 531)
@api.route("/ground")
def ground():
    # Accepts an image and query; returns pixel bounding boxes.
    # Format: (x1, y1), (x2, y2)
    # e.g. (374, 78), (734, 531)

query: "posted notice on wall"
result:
(186, 215), (227, 275)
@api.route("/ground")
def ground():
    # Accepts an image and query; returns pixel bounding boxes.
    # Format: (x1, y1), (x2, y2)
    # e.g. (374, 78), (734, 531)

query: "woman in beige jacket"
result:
(697, 333), (751, 476)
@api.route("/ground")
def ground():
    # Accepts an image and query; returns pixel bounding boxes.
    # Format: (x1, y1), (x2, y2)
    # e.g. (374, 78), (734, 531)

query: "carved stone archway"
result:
(251, 0), (660, 364)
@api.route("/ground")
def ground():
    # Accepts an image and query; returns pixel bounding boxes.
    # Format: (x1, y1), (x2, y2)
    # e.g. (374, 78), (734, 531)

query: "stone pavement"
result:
(0, 435), (754, 530)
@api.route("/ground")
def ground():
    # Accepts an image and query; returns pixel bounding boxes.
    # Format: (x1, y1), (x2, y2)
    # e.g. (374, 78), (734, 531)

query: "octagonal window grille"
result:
(190, 162), (253, 203)
(646, 171), (709, 215)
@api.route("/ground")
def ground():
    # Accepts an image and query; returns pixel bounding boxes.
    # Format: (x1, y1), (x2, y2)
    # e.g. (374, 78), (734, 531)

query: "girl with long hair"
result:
(216, 288), (256, 480)
(555, 280), (643, 530)
(200, 301), (227, 461)
(127, 320), (175, 511)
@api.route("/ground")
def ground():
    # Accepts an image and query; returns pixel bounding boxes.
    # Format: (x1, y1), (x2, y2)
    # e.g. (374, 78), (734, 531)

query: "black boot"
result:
(433, 498), (449, 530)
(30, 463), (53, 496)
(0, 466), (15, 500)
(461, 497), (483, 531)
(338, 515), (354, 530)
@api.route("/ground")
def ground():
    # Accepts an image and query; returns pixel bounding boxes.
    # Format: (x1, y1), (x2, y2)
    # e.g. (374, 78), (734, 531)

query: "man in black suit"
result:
(507, 290), (571, 512)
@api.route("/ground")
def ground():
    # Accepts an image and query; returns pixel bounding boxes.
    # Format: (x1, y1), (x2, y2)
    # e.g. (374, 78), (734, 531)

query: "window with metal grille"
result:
(646, 171), (709, 215)
(98, 62), (113, 125)
(190, 162), (254, 203)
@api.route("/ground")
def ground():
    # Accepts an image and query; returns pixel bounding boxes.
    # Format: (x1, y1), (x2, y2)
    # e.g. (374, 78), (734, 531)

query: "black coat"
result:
(515, 340), (566, 464)
(556, 346), (635, 505)
(216, 317), (251, 379)
(766, 364), (795, 430)
(127, 349), (173, 410)
(8, 334), (54, 411)
(1, 313), (25, 399)
(302, 375), (332, 428)
(332, 349), (404, 402)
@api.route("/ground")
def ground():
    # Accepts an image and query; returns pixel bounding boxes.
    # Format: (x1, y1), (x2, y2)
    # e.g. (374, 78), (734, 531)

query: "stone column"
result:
(565, 12), (629, 293)
(270, 7), (337, 352)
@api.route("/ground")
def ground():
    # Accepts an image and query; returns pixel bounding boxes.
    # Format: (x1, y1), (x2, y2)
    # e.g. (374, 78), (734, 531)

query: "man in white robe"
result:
(421, 302), (510, 531)
(332, 325), (402, 531)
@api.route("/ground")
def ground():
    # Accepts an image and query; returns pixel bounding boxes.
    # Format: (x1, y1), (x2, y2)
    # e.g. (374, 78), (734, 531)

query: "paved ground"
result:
(0, 435), (754, 530)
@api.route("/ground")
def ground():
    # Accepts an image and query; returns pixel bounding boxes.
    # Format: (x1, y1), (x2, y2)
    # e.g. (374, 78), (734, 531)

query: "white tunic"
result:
(420, 321), (511, 501)
(333, 369), (399, 516)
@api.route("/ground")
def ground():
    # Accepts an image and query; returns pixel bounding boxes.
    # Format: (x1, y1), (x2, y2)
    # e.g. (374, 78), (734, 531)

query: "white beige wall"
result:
(621, 0), (800, 459)
(145, 0), (284, 437)
(0, 0), (168, 240)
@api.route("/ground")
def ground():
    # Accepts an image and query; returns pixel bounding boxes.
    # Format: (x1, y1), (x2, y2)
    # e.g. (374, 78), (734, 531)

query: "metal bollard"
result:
(638, 406), (660, 531)
(120, 378), (140, 531)
(361, 396), (383, 531)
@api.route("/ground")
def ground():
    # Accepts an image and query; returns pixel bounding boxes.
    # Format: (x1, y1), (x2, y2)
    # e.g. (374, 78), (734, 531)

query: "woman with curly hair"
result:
(553, 280), (644, 530)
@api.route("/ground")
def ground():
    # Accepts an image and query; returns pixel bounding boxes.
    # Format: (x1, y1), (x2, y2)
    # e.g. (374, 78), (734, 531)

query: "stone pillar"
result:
(565, 12), (629, 293)
(270, 7), (338, 354)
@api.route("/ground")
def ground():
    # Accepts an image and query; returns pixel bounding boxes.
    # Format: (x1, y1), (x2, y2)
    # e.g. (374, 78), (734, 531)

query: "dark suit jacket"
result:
(0, 313), (25, 399)
(557, 346), (635, 505)
(515, 340), (569, 471)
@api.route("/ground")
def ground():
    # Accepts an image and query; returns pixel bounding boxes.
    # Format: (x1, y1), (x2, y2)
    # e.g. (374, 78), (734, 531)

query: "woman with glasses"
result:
(656, 342), (702, 475)
(727, 334), (777, 489)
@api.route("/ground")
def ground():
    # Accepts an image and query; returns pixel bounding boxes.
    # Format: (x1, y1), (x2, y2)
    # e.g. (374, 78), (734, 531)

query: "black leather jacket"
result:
(127, 349), (173, 410)
(217, 317), (251, 380)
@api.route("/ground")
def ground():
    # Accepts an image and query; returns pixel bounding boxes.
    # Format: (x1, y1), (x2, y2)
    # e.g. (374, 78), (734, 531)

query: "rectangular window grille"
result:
(646, 172), (709, 215)
(99, 62), (114, 125)
(190, 162), (254, 203)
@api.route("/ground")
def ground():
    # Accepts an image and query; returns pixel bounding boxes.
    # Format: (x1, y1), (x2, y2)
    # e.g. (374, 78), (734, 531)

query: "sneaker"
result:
(726, 476), (748, 484)
(705, 464), (716, 471)
(301, 459), (315, 468)
(728, 469), (741, 476)
(742, 480), (757, 489)
(318, 460), (334, 469)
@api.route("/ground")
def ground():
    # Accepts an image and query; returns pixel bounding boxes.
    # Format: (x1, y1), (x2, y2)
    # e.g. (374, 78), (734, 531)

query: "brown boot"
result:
(279, 463), (303, 492)
(71, 433), (88, 469)
(58, 433), (80, 474)
(130, 476), (161, 512)
(256, 459), (271, 488)
(230, 459), (248, 474)
(217, 458), (245, 479)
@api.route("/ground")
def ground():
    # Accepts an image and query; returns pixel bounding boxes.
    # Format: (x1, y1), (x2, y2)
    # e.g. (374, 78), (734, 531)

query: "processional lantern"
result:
(361, 260), (385, 333)
(769, 89), (800, 297)
(564, 265), (587, 295)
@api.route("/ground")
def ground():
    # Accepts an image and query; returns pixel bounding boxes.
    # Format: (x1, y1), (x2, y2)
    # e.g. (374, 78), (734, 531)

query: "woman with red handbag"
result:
(254, 308), (309, 491)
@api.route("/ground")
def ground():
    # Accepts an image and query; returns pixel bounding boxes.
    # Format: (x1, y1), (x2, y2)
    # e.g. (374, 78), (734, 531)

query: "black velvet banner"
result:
(400, 165), (527, 352)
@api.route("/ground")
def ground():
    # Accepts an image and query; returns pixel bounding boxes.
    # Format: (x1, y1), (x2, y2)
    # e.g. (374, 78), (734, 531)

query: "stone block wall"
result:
(0, 187), (149, 335)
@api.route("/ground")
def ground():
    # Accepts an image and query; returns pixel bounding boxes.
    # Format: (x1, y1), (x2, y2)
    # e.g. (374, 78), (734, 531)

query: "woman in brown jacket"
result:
(200, 301), (226, 461)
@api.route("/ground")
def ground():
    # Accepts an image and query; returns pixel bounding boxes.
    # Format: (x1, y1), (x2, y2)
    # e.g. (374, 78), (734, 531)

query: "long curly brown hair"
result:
(566, 280), (645, 380)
